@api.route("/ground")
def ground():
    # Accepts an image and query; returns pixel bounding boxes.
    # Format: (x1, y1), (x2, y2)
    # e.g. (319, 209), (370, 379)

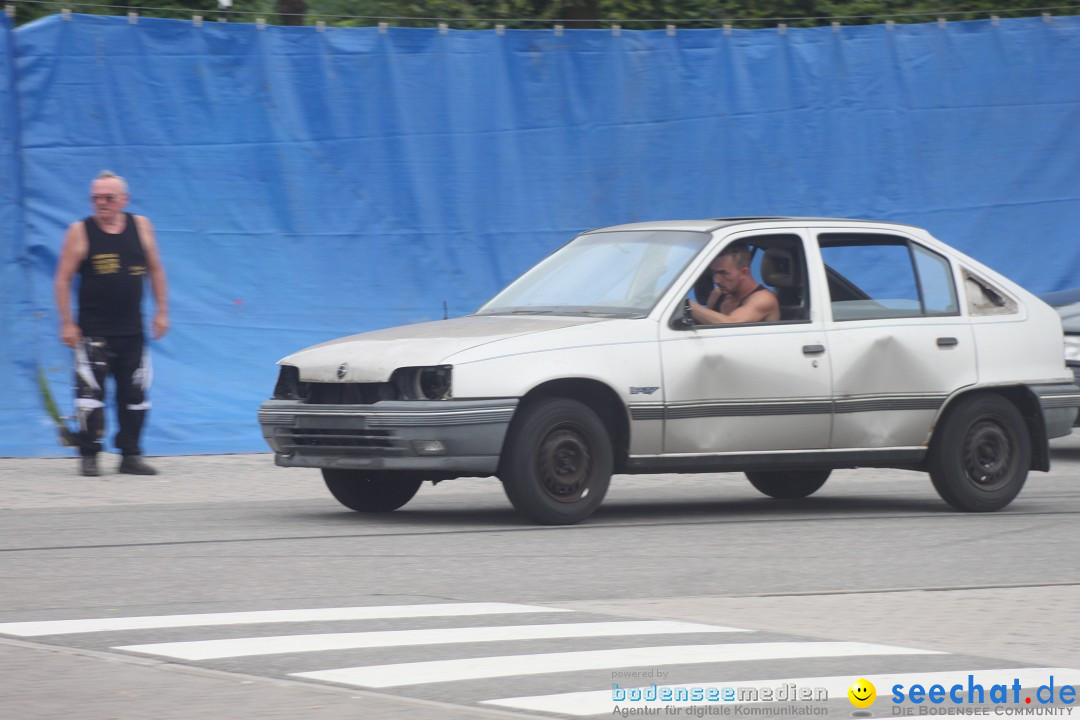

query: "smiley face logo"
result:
(848, 678), (876, 708)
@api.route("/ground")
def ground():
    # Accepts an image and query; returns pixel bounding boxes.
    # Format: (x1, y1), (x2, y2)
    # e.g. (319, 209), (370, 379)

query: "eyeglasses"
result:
(91, 194), (119, 203)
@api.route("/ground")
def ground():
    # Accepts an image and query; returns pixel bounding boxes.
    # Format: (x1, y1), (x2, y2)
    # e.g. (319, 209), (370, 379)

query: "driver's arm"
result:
(690, 291), (776, 325)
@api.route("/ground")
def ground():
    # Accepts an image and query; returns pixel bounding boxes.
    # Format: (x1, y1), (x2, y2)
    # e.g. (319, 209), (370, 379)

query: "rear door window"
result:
(819, 234), (959, 321)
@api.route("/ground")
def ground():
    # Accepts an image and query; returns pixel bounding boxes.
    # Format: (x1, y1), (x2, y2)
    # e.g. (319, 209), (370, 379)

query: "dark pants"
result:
(74, 335), (151, 457)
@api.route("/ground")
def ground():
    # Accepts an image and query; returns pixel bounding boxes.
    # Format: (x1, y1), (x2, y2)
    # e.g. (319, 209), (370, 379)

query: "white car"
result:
(259, 218), (1080, 524)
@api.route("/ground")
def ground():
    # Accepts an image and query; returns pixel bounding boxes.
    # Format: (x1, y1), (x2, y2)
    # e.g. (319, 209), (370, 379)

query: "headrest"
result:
(761, 247), (797, 288)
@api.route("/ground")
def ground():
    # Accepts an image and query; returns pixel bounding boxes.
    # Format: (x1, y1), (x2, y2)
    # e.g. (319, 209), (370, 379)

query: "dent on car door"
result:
(820, 232), (976, 448)
(659, 232), (833, 454)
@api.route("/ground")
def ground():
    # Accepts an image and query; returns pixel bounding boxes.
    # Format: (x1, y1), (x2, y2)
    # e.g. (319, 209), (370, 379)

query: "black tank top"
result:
(711, 284), (767, 312)
(77, 213), (146, 336)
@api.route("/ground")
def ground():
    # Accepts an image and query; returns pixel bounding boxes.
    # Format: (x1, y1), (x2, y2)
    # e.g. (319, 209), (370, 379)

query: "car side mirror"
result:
(672, 298), (695, 330)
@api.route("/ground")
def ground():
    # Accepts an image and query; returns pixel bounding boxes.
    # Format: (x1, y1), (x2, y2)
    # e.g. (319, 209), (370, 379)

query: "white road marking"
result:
(481, 667), (1080, 715)
(0, 603), (569, 637)
(291, 641), (943, 688)
(114, 620), (749, 660)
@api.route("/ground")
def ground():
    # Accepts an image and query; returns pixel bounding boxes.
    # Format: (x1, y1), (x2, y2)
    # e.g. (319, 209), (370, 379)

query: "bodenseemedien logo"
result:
(611, 682), (828, 703)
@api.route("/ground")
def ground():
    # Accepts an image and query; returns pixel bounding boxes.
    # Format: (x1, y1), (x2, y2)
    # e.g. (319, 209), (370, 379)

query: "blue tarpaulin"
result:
(2, 14), (1079, 456)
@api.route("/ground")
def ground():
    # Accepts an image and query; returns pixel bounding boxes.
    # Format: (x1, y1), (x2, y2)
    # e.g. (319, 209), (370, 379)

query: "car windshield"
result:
(476, 229), (710, 318)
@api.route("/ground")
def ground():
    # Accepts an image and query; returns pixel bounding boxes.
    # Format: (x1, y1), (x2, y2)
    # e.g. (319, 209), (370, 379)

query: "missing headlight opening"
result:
(273, 365), (309, 400)
(419, 366), (452, 399)
(390, 365), (453, 400)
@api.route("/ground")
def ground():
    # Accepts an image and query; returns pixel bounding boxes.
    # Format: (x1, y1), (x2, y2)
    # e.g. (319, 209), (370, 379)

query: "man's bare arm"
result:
(136, 215), (169, 339)
(689, 291), (778, 325)
(54, 222), (87, 348)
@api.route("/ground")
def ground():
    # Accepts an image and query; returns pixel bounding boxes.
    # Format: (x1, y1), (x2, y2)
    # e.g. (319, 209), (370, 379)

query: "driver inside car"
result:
(689, 244), (780, 324)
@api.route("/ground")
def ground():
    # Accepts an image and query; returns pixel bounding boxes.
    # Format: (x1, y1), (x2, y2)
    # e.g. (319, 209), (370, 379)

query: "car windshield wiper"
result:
(577, 309), (629, 317)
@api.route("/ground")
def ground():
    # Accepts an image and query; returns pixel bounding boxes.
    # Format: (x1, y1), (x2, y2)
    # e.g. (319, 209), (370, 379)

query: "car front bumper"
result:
(258, 398), (519, 474)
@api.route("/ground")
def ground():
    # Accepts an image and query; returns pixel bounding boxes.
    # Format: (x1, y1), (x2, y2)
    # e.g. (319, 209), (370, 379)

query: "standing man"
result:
(55, 171), (169, 477)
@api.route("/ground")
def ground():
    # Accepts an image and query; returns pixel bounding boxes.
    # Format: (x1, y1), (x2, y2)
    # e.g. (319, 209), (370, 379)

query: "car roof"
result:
(582, 217), (924, 234)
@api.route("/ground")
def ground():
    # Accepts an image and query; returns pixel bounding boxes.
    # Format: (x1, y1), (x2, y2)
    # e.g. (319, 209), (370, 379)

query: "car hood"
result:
(281, 314), (606, 382)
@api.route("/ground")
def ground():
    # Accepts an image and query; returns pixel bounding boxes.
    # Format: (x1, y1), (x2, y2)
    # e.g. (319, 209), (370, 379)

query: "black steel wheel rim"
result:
(961, 418), (1014, 491)
(536, 424), (593, 503)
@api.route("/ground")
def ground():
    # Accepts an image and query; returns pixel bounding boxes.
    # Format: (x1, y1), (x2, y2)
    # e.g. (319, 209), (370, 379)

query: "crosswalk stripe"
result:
(481, 667), (1080, 716)
(0, 603), (569, 637)
(291, 641), (944, 688)
(114, 620), (750, 660)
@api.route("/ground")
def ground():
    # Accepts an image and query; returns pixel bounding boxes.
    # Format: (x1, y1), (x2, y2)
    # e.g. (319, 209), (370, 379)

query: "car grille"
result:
(306, 382), (395, 405)
(273, 366), (398, 404)
(276, 428), (407, 456)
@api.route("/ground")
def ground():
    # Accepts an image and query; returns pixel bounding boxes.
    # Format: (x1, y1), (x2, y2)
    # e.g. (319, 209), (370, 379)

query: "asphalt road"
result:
(1, 433), (1078, 720)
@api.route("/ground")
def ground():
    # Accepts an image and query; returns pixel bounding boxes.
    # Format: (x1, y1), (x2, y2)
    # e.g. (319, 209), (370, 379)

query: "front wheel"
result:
(322, 469), (422, 512)
(927, 394), (1030, 512)
(500, 398), (613, 525)
(745, 469), (831, 499)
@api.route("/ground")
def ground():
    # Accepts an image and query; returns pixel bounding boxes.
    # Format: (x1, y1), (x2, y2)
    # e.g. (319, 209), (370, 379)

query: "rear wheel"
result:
(322, 469), (422, 512)
(928, 394), (1030, 512)
(500, 398), (613, 525)
(745, 469), (831, 499)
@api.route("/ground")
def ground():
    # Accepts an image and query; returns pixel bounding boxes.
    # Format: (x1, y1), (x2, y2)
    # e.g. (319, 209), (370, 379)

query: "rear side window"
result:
(964, 269), (1018, 316)
(820, 234), (959, 321)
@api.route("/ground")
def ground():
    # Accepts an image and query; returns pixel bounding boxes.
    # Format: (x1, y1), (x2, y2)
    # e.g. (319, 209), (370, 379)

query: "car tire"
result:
(745, 469), (831, 499)
(500, 398), (613, 525)
(322, 469), (422, 512)
(927, 394), (1030, 512)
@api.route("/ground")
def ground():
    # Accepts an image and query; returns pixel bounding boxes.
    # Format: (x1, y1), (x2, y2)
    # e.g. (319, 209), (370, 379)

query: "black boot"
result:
(80, 456), (100, 477)
(119, 455), (158, 476)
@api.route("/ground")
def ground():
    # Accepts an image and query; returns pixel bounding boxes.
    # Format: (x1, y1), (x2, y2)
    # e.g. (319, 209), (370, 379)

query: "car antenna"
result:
(443, 300), (448, 320)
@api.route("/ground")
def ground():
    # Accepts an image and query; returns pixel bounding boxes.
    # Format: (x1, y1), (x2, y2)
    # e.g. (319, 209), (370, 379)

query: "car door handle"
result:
(937, 337), (959, 347)
(802, 344), (826, 355)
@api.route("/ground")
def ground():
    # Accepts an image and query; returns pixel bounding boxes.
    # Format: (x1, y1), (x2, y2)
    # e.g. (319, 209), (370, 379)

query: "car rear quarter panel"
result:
(971, 299), (1071, 386)
(923, 243), (1073, 387)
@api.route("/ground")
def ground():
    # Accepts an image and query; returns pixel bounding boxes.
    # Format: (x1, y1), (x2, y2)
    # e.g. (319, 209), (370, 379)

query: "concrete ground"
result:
(2, 438), (1078, 719)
